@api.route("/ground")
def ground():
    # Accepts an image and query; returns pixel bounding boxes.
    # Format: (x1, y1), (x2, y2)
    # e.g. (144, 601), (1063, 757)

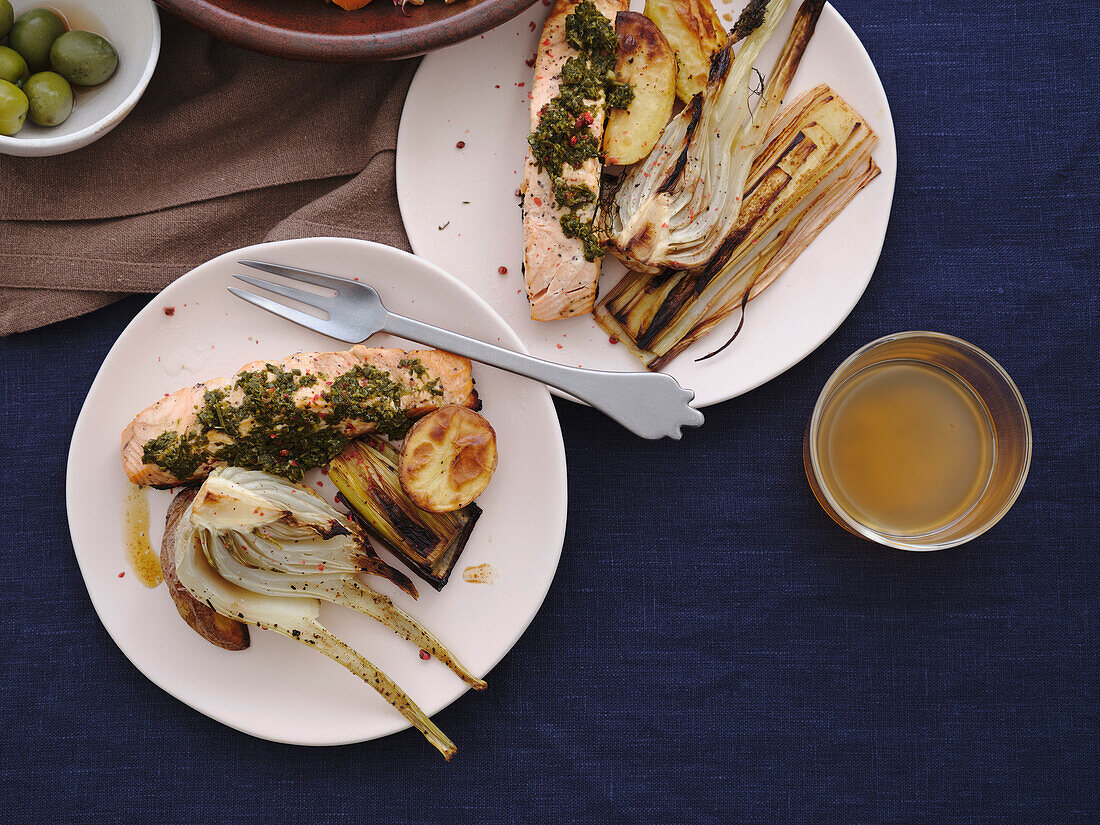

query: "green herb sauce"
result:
(141, 432), (202, 480)
(553, 180), (598, 208)
(142, 361), (436, 482)
(559, 211), (605, 261)
(526, 0), (634, 262)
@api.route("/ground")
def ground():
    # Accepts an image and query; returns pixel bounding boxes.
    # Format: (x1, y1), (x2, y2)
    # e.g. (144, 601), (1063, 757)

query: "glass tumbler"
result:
(804, 332), (1031, 550)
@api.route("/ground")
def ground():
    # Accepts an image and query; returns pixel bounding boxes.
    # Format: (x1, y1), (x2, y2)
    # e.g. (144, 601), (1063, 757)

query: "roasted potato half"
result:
(644, 0), (728, 103)
(399, 406), (498, 513)
(603, 11), (677, 166)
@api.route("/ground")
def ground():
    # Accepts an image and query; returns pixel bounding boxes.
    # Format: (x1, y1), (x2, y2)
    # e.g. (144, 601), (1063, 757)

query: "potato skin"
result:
(644, 0), (728, 103)
(399, 406), (497, 513)
(161, 489), (249, 651)
(603, 11), (677, 166)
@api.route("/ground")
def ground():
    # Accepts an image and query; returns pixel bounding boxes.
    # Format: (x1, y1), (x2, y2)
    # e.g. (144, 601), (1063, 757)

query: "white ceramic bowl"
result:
(0, 0), (160, 157)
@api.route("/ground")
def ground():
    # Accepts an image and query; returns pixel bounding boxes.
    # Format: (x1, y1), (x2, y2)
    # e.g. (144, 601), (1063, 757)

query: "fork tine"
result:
(231, 273), (334, 310)
(238, 259), (352, 291)
(227, 287), (354, 341)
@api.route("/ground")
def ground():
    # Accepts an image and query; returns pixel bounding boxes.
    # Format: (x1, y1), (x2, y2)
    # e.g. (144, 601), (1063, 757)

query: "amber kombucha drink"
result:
(814, 361), (994, 535)
(805, 332), (1031, 550)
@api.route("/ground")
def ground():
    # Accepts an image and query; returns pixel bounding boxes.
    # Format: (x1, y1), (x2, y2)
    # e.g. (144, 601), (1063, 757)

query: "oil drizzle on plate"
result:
(462, 563), (496, 584)
(123, 483), (163, 588)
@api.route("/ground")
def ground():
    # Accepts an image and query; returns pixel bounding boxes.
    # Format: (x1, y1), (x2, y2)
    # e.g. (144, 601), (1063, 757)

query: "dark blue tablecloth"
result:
(2, 2), (1096, 822)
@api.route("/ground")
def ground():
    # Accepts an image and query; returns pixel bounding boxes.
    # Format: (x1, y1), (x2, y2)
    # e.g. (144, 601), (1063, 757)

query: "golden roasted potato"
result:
(644, 0), (728, 102)
(603, 11), (677, 166)
(399, 406), (497, 513)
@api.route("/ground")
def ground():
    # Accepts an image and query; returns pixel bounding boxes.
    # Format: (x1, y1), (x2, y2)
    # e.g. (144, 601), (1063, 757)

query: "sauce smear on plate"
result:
(123, 483), (163, 588)
(462, 563), (496, 584)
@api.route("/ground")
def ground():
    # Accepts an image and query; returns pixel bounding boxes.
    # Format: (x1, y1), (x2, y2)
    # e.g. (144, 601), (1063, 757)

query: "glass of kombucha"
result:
(805, 332), (1031, 550)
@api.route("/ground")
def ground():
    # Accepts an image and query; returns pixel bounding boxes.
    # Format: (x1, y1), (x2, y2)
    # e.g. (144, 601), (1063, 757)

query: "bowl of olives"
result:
(0, 0), (159, 156)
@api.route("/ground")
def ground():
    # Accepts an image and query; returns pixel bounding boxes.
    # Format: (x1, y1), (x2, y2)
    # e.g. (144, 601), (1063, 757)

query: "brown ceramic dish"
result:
(155, 0), (541, 61)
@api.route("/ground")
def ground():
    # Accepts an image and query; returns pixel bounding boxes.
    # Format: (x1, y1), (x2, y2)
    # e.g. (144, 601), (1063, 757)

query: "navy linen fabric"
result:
(1, 2), (1096, 823)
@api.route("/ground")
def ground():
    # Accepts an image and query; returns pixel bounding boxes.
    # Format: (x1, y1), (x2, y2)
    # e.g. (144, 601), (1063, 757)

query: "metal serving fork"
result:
(228, 260), (704, 439)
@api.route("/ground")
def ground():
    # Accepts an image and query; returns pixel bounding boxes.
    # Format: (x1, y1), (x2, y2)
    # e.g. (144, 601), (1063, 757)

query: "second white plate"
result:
(397, 0), (896, 406)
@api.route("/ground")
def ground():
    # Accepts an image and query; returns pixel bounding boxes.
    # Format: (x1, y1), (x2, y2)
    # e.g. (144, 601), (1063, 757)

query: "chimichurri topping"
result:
(399, 356), (429, 379)
(326, 365), (412, 440)
(142, 432), (202, 480)
(141, 362), (435, 482)
(560, 211), (604, 261)
(527, 0), (634, 262)
(553, 180), (598, 208)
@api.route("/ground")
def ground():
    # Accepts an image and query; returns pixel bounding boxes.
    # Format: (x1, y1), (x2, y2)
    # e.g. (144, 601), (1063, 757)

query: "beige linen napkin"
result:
(0, 14), (418, 335)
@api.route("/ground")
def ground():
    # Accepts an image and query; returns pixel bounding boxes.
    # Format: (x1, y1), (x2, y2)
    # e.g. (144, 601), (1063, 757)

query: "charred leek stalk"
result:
(595, 85), (880, 369)
(329, 437), (481, 592)
(603, 0), (827, 274)
(174, 466), (487, 760)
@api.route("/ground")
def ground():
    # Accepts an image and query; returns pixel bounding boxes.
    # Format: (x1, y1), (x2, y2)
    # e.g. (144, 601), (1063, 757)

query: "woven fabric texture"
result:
(0, 1), (1096, 823)
(0, 14), (415, 334)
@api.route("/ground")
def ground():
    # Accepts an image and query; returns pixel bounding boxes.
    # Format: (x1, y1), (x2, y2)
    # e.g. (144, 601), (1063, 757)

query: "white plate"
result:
(66, 237), (567, 747)
(397, 1), (897, 406)
(0, 0), (160, 157)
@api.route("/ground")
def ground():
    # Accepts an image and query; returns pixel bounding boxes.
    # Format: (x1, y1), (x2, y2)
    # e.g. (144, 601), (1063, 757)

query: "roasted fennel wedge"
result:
(603, 0), (825, 274)
(595, 84), (879, 369)
(172, 466), (487, 760)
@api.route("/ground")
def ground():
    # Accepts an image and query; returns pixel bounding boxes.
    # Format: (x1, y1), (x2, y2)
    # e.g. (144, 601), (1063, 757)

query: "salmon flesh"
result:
(122, 346), (477, 487)
(522, 0), (628, 321)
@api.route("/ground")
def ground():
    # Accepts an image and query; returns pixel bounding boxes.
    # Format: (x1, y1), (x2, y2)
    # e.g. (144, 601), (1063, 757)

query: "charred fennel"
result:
(329, 438), (481, 591)
(595, 85), (880, 369)
(603, 0), (827, 274)
(174, 467), (487, 760)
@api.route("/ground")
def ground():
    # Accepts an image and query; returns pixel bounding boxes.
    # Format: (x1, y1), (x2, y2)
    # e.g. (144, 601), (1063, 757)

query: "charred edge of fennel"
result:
(336, 579), (487, 691)
(594, 85), (880, 369)
(269, 620), (457, 761)
(173, 490), (458, 760)
(190, 471), (485, 692)
(605, 0), (814, 272)
(329, 437), (481, 592)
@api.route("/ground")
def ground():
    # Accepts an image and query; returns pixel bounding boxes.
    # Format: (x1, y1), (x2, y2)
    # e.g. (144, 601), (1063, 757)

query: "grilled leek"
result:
(329, 437), (481, 591)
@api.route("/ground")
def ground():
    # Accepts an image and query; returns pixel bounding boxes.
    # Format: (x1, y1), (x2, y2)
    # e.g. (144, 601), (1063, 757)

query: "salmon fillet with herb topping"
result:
(522, 0), (630, 321)
(121, 346), (478, 488)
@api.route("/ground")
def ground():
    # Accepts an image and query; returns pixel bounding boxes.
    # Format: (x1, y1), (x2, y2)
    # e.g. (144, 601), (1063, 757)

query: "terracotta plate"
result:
(155, 0), (541, 61)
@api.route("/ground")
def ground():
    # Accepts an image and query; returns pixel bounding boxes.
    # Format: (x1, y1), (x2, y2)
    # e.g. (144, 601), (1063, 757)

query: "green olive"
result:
(10, 9), (67, 73)
(24, 70), (72, 127)
(50, 30), (118, 86)
(0, 78), (28, 135)
(0, 46), (29, 88)
(0, 1), (14, 41)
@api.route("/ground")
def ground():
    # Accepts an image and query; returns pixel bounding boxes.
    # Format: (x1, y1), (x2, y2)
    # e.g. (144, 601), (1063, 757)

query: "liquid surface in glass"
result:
(816, 360), (995, 536)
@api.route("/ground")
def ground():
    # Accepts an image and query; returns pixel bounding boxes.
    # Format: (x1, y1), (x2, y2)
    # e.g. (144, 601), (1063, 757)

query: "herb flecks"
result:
(526, 0), (633, 263)
(553, 180), (598, 208)
(141, 361), (437, 482)
(606, 80), (634, 111)
(399, 357), (429, 379)
(560, 211), (604, 261)
(142, 432), (202, 480)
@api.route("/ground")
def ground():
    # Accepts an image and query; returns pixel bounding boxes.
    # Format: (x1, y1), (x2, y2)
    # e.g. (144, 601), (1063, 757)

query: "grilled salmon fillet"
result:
(522, 0), (628, 321)
(122, 346), (478, 488)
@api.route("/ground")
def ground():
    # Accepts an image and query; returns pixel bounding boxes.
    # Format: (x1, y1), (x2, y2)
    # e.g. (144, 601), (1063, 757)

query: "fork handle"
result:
(382, 313), (704, 440)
